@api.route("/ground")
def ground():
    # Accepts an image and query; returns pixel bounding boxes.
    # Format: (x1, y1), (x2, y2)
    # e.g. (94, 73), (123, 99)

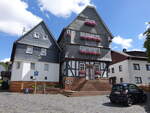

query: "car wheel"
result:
(126, 97), (133, 106)
(110, 99), (116, 104)
(142, 95), (147, 103)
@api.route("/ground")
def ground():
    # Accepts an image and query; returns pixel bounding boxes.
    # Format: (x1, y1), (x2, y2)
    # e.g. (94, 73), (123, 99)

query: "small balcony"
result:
(80, 36), (101, 42)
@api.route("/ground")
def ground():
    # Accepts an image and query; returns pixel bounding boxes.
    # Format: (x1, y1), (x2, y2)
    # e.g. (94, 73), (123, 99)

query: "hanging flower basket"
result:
(79, 50), (100, 56)
(84, 20), (97, 27)
(80, 36), (101, 42)
(79, 70), (86, 74)
(95, 71), (101, 75)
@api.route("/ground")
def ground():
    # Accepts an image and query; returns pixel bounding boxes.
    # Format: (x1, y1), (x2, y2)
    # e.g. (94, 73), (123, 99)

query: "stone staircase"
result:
(63, 79), (112, 97)
(78, 79), (111, 91)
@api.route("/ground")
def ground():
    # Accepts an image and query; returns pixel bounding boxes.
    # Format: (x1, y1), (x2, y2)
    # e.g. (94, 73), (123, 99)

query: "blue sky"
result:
(0, 0), (150, 62)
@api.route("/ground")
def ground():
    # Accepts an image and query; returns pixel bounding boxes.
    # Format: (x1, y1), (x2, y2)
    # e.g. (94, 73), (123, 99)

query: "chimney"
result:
(123, 48), (127, 52)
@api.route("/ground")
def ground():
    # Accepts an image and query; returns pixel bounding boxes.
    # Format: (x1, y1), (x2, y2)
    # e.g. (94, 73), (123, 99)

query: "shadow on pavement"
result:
(102, 102), (126, 108)
(140, 92), (150, 113)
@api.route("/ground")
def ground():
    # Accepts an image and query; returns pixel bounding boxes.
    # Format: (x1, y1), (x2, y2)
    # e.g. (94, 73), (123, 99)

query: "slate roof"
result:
(16, 21), (61, 50)
(57, 5), (114, 43)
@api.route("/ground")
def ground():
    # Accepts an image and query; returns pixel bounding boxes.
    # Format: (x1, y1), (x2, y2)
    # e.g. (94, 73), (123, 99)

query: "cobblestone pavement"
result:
(0, 92), (149, 113)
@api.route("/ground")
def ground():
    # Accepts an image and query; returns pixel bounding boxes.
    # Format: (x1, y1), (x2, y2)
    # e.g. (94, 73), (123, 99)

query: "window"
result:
(120, 78), (123, 83)
(31, 63), (35, 70)
(95, 64), (100, 71)
(133, 64), (140, 70)
(128, 84), (139, 92)
(40, 48), (47, 56)
(67, 29), (71, 34)
(112, 67), (115, 73)
(148, 77), (150, 84)
(33, 32), (40, 38)
(43, 35), (48, 40)
(45, 76), (47, 80)
(44, 64), (49, 71)
(108, 68), (110, 73)
(112, 85), (124, 92)
(146, 64), (150, 71)
(26, 46), (33, 54)
(135, 77), (142, 84)
(119, 65), (122, 72)
(79, 62), (85, 70)
(16, 62), (20, 69)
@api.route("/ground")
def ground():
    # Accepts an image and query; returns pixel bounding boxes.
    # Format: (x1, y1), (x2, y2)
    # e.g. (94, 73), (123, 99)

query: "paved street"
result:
(0, 92), (149, 113)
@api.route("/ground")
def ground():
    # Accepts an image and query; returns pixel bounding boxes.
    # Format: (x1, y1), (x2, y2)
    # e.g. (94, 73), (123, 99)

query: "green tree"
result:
(144, 22), (150, 62)
(0, 62), (9, 71)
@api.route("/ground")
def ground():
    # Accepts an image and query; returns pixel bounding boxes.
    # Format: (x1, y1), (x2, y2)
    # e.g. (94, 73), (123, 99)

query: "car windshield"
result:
(112, 85), (126, 92)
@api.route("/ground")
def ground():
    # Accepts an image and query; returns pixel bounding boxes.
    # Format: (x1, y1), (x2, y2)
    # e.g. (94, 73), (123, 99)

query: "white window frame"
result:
(40, 48), (47, 56)
(43, 35), (48, 40)
(30, 63), (35, 70)
(133, 64), (140, 70)
(16, 62), (20, 69)
(44, 64), (49, 71)
(135, 77), (142, 84)
(79, 62), (85, 70)
(146, 64), (150, 71)
(33, 32), (40, 39)
(26, 46), (33, 54)
(119, 65), (122, 72)
(95, 64), (100, 71)
(112, 67), (115, 73)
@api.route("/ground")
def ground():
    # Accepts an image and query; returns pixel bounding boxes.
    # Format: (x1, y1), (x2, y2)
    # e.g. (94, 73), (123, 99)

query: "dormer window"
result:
(43, 35), (48, 40)
(33, 32), (40, 39)
(40, 48), (47, 56)
(108, 36), (112, 42)
(26, 46), (33, 54)
(66, 29), (71, 37)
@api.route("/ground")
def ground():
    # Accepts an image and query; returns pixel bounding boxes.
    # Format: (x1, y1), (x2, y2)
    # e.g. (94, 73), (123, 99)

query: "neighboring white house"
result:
(109, 50), (150, 86)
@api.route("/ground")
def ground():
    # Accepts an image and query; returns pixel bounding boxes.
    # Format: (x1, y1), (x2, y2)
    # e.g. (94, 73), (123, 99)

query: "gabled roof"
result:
(111, 50), (148, 64)
(57, 5), (114, 43)
(68, 6), (113, 38)
(16, 21), (61, 51)
(10, 21), (61, 62)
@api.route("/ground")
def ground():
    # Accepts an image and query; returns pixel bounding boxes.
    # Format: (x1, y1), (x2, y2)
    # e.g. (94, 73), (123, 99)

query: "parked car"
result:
(109, 83), (147, 106)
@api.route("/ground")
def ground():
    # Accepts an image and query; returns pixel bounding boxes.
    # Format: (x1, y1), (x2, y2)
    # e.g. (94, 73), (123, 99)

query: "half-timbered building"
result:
(58, 6), (113, 90)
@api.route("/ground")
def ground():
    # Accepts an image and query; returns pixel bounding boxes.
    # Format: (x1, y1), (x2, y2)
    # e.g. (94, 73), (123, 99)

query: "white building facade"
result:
(10, 21), (61, 92)
(109, 50), (150, 86)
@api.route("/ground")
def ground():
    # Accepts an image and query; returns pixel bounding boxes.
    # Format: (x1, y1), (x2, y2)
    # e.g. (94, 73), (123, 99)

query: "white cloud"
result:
(131, 48), (143, 51)
(0, 58), (10, 63)
(138, 33), (146, 40)
(111, 46), (118, 50)
(112, 36), (133, 49)
(0, 0), (42, 35)
(38, 0), (94, 18)
(145, 22), (150, 29)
